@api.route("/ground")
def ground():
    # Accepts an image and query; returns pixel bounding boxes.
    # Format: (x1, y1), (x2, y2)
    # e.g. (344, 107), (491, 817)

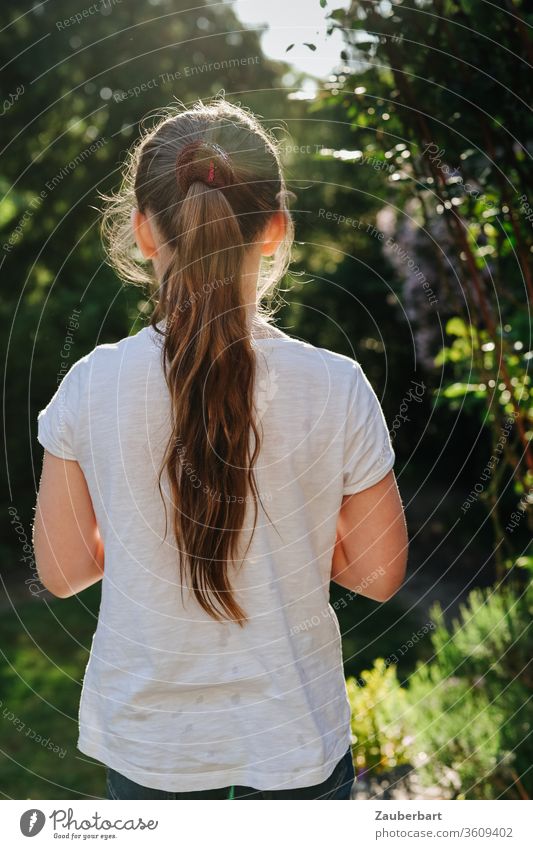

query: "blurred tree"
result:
(321, 0), (533, 572)
(0, 0), (293, 568)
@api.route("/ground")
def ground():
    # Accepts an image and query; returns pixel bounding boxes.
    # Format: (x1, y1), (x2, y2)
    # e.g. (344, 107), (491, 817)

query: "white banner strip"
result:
(3, 799), (533, 848)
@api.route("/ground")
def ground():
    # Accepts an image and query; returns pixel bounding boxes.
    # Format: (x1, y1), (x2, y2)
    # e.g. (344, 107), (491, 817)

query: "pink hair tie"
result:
(175, 141), (232, 192)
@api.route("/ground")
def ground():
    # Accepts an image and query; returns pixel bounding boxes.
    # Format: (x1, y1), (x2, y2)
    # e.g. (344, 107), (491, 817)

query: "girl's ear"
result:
(260, 210), (287, 256)
(132, 208), (158, 259)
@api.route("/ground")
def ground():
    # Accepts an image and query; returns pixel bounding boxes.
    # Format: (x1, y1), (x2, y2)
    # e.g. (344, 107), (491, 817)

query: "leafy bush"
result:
(346, 658), (413, 778)
(406, 582), (532, 799)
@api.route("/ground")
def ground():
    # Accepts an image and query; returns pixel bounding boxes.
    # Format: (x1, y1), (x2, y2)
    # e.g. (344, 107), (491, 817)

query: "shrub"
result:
(406, 582), (532, 799)
(346, 658), (413, 779)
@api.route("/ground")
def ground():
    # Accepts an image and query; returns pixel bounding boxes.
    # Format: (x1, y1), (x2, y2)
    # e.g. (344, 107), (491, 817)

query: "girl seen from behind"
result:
(33, 97), (408, 800)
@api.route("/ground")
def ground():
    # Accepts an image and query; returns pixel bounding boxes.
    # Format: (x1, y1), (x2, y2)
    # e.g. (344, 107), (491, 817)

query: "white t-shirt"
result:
(37, 321), (395, 792)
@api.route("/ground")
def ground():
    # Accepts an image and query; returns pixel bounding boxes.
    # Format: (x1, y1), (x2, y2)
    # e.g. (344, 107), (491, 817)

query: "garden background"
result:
(1, 0), (531, 800)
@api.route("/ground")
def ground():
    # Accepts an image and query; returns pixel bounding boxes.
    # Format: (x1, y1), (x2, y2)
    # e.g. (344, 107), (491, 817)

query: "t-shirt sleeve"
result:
(37, 358), (85, 461)
(342, 362), (396, 495)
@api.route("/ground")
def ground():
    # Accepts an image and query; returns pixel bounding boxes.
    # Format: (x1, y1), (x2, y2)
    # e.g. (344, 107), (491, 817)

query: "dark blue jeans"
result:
(105, 747), (355, 799)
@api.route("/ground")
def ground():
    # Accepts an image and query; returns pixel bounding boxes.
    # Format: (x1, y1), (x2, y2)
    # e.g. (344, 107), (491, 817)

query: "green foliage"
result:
(346, 659), (412, 776)
(0, 586), (103, 799)
(0, 0), (295, 555)
(322, 0), (533, 552)
(406, 583), (533, 799)
(435, 315), (531, 423)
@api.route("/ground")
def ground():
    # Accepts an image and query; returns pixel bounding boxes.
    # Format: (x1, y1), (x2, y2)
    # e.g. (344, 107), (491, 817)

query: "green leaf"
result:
(516, 556), (533, 573)
(443, 382), (483, 399)
(446, 317), (468, 337)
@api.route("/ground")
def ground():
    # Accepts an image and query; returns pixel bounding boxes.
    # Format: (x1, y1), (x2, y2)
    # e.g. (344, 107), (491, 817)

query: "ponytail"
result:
(153, 162), (260, 625)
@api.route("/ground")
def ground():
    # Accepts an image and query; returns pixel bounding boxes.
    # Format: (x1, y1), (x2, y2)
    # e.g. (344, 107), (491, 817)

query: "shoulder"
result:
(90, 325), (153, 360)
(78, 326), (154, 365)
(60, 326), (155, 388)
(256, 332), (361, 384)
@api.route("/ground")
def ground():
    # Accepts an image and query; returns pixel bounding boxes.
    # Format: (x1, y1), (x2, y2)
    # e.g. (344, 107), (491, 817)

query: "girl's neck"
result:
(154, 311), (285, 340)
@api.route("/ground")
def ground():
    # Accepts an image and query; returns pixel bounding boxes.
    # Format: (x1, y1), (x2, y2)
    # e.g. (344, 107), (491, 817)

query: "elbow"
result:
(39, 576), (74, 599)
(48, 585), (75, 600)
(370, 580), (404, 603)
(35, 561), (73, 600)
(367, 552), (408, 603)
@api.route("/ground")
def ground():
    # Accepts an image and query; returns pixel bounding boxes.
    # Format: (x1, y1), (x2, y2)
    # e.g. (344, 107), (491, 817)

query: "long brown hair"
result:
(101, 98), (294, 624)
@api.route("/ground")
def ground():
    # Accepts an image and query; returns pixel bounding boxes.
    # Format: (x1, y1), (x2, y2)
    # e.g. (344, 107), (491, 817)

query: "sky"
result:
(232, 0), (351, 85)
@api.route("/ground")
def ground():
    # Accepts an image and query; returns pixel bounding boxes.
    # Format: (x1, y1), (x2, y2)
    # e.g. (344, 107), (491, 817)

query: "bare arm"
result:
(33, 450), (104, 598)
(331, 470), (408, 601)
